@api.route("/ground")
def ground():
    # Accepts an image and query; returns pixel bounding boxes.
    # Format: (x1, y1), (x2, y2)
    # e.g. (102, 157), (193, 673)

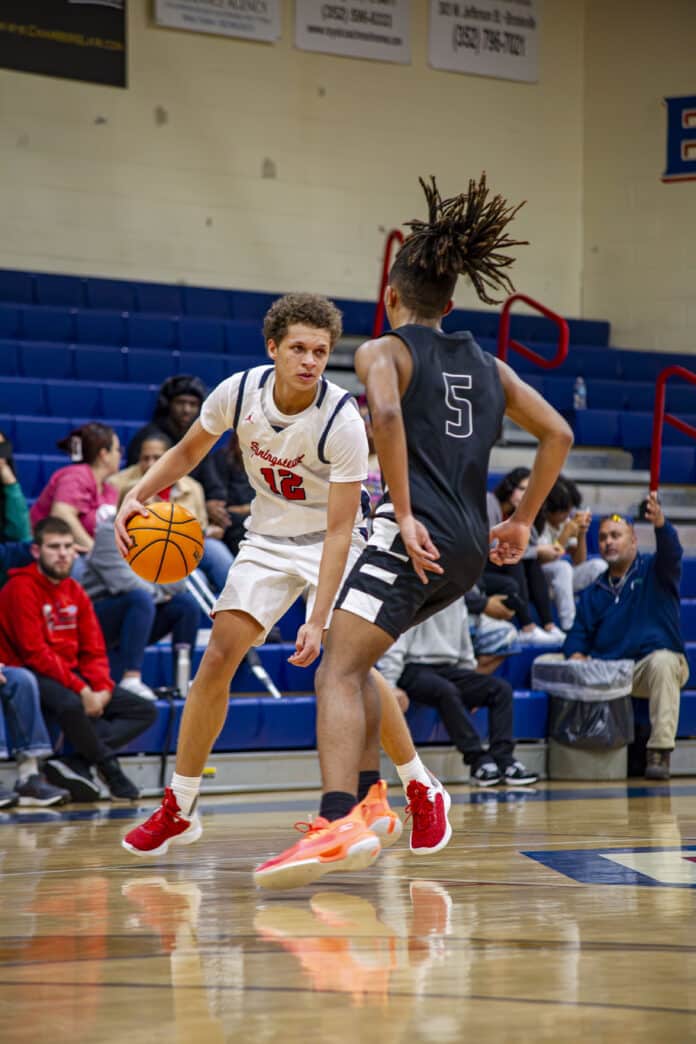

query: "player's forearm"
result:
(126, 443), (200, 504)
(511, 430), (573, 526)
(307, 528), (354, 628)
(371, 408), (412, 521)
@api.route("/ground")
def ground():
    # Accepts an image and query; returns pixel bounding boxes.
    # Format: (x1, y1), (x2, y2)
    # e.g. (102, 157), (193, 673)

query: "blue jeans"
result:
(0, 667), (54, 760)
(200, 537), (234, 594)
(94, 588), (200, 681)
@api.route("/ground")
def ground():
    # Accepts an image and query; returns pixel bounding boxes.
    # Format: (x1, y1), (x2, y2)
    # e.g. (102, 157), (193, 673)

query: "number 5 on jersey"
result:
(443, 373), (473, 439)
(260, 467), (306, 500)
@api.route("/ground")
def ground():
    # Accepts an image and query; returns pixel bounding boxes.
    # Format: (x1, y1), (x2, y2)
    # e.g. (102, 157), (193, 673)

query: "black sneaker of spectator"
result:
(44, 757), (102, 802)
(503, 761), (539, 786)
(15, 774), (70, 806)
(97, 758), (140, 802)
(0, 781), (19, 809)
(470, 761), (502, 787)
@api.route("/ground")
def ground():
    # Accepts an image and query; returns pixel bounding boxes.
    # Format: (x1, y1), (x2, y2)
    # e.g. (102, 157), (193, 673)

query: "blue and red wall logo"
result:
(663, 95), (696, 182)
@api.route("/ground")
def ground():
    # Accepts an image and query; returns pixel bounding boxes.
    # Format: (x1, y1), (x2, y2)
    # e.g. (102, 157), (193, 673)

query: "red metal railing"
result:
(650, 365), (696, 491)
(497, 293), (569, 369)
(372, 228), (404, 338)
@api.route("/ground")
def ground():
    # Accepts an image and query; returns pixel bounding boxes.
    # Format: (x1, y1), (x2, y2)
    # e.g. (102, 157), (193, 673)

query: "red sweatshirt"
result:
(0, 563), (113, 694)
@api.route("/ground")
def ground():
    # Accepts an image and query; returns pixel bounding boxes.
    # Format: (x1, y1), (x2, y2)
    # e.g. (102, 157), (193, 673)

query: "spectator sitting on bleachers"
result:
(111, 432), (233, 593)
(29, 423), (120, 572)
(81, 504), (200, 701)
(564, 493), (689, 780)
(213, 432), (254, 557)
(0, 518), (156, 801)
(0, 431), (33, 587)
(485, 467), (565, 646)
(126, 375), (231, 532)
(536, 477), (607, 630)
(464, 580), (519, 673)
(0, 665), (69, 807)
(378, 597), (538, 787)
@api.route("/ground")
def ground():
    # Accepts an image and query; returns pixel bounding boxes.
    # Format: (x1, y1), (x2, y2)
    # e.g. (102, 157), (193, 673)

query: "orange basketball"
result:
(125, 501), (205, 583)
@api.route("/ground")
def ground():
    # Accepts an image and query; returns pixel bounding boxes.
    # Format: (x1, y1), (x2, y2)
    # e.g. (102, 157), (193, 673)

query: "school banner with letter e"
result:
(429, 0), (538, 83)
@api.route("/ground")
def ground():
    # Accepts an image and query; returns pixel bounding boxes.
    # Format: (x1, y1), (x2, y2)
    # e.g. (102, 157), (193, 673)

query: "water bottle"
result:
(573, 376), (587, 410)
(175, 643), (191, 697)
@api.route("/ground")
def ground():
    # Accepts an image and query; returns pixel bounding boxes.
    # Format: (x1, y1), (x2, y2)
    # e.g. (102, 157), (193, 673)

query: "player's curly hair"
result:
(390, 173), (528, 316)
(263, 293), (343, 350)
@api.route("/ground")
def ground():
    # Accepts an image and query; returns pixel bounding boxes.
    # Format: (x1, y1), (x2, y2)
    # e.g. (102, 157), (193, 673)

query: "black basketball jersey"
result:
(374, 323), (506, 568)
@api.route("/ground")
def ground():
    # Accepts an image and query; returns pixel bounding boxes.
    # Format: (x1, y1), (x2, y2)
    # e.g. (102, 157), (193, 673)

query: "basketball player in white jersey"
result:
(116, 294), (449, 862)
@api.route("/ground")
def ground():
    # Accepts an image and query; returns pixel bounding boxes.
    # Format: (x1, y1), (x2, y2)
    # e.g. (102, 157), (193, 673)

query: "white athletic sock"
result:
(17, 755), (38, 783)
(170, 772), (200, 817)
(395, 754), (431, 792)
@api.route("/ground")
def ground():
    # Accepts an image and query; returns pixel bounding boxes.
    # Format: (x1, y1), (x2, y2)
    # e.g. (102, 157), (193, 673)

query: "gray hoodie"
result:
(377, 597), (476, 686)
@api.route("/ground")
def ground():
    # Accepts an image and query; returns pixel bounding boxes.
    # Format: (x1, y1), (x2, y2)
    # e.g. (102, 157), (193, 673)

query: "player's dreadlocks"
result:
(389, 173), (527, 316)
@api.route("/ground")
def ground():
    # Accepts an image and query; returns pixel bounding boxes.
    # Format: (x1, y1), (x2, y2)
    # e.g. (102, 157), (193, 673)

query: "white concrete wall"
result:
(583, 0), (696, 354)
(0, 0), (585, 317)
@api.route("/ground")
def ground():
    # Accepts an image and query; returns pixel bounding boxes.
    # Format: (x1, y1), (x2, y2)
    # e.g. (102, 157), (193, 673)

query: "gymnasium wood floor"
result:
(1, 781), (695, 1043)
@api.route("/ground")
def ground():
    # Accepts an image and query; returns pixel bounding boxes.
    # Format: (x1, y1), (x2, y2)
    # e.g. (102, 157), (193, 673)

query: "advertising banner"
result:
(429, 0), (538, 84)
(295, 0), (410, 65)
(0, 0), (126, 87)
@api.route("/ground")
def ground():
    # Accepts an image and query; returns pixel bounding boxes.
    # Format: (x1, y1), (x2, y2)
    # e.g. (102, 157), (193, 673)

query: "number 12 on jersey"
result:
(443, 373), (473, 438)
(260, 467), (306, 500)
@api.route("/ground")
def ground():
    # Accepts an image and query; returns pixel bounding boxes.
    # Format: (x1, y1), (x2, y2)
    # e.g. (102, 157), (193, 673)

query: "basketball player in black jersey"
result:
(255, 174), (574, 889)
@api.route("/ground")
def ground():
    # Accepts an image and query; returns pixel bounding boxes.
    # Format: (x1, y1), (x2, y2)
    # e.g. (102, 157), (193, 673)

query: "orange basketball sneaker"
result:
(254, 807), (382, 890)
(357, 780), (403, 848)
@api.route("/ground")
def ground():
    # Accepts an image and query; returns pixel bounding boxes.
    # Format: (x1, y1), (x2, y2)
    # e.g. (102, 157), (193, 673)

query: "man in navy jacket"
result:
(564, 492), (688, 779)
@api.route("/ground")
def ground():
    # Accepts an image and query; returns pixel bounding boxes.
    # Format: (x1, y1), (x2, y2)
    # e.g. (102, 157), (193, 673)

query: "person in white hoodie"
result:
(378, 597), (538, 786)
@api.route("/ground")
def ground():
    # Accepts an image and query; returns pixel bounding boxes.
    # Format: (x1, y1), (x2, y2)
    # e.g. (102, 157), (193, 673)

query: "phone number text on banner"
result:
(154, 0), (281, 42)
(295, 0), (410, 65)
(429, 0), (538, 83)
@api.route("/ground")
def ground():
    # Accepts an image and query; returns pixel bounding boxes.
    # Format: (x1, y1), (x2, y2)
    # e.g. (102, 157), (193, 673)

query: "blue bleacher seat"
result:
(619, 412), (651, 450)
(75, 309), (125, 346)
(45, 380), (100, 418)
(686, 644), (696, 683)
(623, 382), (654, 411)
(681, 600), (696, 639)
(223, 319), (265, 356)
(567, 319), (610, 347)
(588, 379), (629, 411)
(182, 286), (232, 319)
(20, 342), (73, 380)
(0, 341), (20, 377)
(179, 351), (225, 387)
(333, 297), (374, 336)
(126, 348), (178, 384)
(34, 273), (84, 308)
(0, 416), (15, 441)
(22, 306), (75, 344)
(14, 416), (70, 455)
(179, 317), (225, 354)
(0, 270), (33, 305)
(229, 290), (278, 321)
(683, 559), (696, 597)
(573, 408), (621, 447)
(74, 345), (126, 382)
(102, 383), (156, 422)
(542, 375), (575, 411)
(85, 277), (135, 312)
(127, 314), (177, 349)
(0, 306), (21, 338)
(667, 385), (696, 413)
(13, 454), (43, 498)
(659, 447), (696, 483)
(133, 281), (182, 314)
(0, 378), (43, 415)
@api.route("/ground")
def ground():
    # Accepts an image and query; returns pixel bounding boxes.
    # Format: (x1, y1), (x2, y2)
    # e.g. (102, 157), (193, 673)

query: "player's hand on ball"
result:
(115, 494), (149, 557)
(288, 621), (323, 667)
(489, 518), (531, 565)
(399, 515), (443, 585)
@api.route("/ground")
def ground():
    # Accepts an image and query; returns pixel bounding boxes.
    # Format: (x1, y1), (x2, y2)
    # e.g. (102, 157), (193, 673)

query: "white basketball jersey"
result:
(200, 365), (368, 538)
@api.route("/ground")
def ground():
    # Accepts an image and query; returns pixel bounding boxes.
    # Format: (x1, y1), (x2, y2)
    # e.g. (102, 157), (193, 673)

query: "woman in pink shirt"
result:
(30, 423), (121, 552)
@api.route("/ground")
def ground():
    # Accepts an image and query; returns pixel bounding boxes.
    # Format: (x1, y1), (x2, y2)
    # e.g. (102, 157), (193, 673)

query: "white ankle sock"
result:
(170, 772), (200, 817)
(17, 755), (38, 783)
(395, 754), (431, 791)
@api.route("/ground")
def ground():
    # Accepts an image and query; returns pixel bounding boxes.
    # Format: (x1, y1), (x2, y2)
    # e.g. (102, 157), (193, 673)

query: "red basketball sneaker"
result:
(405, 776), (452, 855)
(122, 787), (202, 857)
(357, 780), (403, 848)
(254, 807), (381, 890)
